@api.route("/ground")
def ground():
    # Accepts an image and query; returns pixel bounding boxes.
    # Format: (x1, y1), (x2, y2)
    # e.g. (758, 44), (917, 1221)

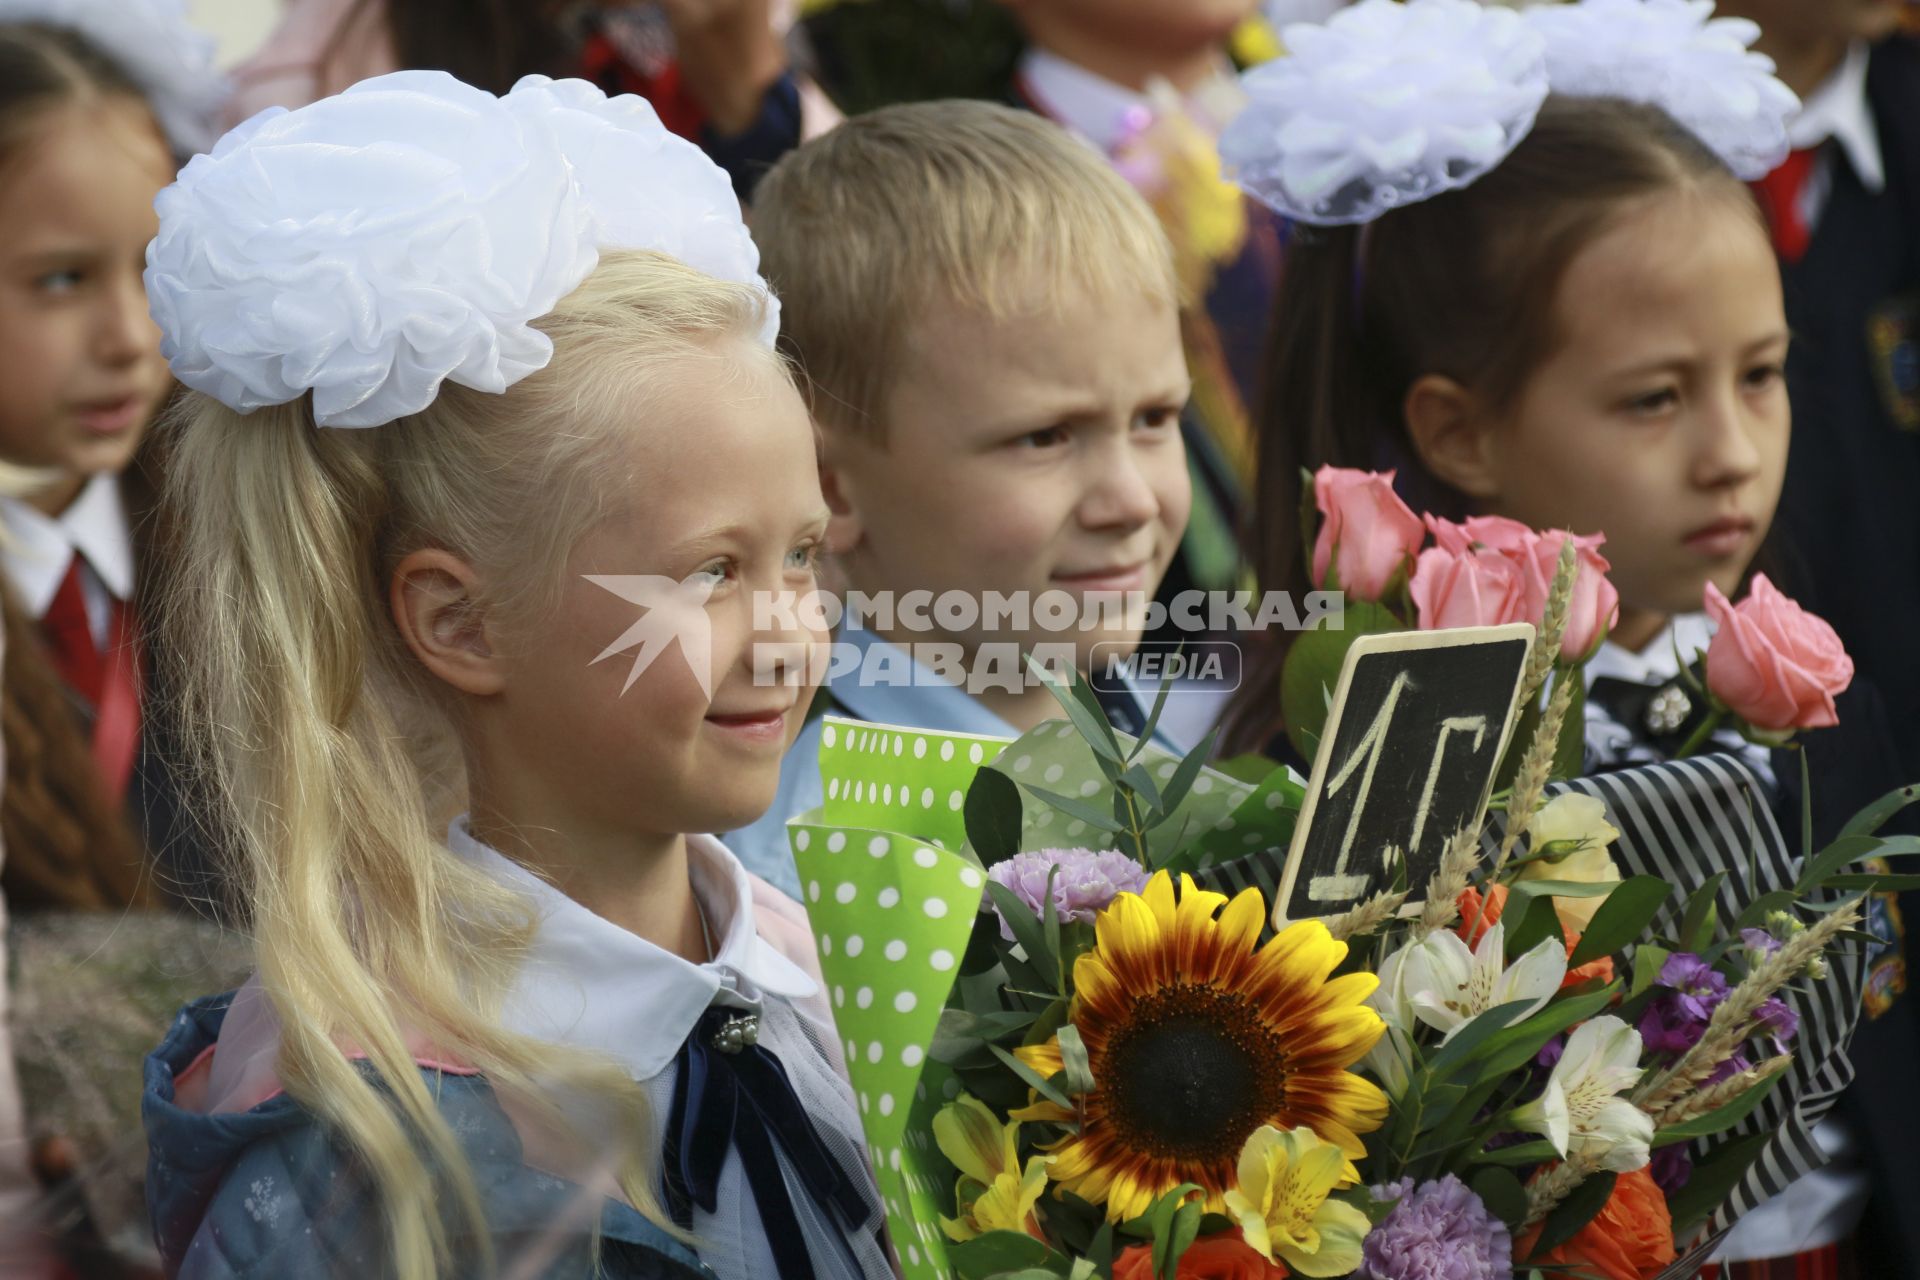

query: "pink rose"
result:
(1520, 531), (1620, 663)
(1425, 513), (1536, 558)
(1312, 467), (1425, 601)
(1425, 518), (1619, 660)
(1410, 545), (1528, 630)
(1704, 574), (1854, 731)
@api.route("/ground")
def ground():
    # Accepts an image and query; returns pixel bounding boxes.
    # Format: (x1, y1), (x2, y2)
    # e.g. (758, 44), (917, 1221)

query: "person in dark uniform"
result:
(1716, 4), (1920, 1274)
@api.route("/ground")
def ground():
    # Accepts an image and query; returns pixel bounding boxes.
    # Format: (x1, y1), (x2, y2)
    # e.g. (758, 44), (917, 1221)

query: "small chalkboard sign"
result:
(1275, 624), (1534, 924)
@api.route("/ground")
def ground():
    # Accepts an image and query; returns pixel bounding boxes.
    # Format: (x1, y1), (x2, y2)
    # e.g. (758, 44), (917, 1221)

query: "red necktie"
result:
(1752, 147), (1822, 265)
(39, 556), (143, 804)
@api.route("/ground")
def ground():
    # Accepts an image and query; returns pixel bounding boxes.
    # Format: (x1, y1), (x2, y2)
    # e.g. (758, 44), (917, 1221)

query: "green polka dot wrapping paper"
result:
(789, 719), (998, 1279)
(787, 716), (1308, 1277)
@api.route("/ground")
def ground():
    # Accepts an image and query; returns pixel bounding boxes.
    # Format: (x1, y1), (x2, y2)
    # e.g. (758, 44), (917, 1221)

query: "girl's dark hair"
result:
(332, 0), (574, 97)
(0, 23), (155, 174)
(1220, 95), (1760, 757)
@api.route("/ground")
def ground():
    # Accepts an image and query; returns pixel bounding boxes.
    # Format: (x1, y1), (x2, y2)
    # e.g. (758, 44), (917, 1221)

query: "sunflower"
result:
(1014, 872), (1388, 1222)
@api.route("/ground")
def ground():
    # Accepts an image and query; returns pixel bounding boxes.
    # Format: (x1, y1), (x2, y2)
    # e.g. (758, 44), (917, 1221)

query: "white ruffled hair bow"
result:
(1224, 0), (1799, 225)
(1527, 0), (1799, 181)
(0, 0), (226, 156)
(144, 71), (777, 430)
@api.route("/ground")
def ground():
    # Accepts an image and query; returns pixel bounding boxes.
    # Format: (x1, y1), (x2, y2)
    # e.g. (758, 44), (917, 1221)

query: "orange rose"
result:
(1561, 932), (1616, 989)
(1457, 885), (1617, 990)
(1518, 1166), (1676, 1279)
(1114, 1231), (1289, 1280)
(1454, 884), (1508, 948)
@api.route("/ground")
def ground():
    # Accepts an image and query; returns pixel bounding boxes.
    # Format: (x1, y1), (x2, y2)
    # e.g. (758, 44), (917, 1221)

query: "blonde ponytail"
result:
(156, 250), (781, 1276)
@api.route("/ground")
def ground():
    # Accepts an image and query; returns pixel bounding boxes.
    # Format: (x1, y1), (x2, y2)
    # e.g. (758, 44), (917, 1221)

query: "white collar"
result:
(446, 816), (817, 1082)
(1018, 48), (1243, 153)
(1790, 40), (1884, 195)
(1583, 613), (1716, 689)
(0, 473), (134, 619)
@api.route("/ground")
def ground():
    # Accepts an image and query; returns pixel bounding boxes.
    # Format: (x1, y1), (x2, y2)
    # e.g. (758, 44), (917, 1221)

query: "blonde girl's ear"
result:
(389, 548), (506, 697)
(1404, 373), (1503, 503)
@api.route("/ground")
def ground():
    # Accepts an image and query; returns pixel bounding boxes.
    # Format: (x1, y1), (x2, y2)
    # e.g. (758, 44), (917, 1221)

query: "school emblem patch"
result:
(1861, 855), (1909, 1020)
(1868, 293), (1920, 432)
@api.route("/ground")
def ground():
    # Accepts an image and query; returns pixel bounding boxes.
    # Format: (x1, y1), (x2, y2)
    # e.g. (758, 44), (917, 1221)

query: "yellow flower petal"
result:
(933, 1095), (1011, 1186)
(1278, 1198), (1372, 1277)
(1014, 1040), (1065, 1079)
(1213, 887), (1267, 958)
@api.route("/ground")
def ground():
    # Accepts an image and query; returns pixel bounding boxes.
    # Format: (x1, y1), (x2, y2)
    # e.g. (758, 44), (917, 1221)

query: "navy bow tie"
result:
(662, 1006), (871, 1280)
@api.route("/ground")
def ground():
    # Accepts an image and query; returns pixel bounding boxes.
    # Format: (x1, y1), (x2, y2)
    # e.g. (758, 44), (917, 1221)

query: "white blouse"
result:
(446, 818), (892, 1280)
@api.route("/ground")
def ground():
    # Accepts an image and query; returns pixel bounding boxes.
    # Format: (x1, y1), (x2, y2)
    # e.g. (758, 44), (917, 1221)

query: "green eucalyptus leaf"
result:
(987, 1042), (1071, 1110)
(984, 881), (1059, 989)
(1153, 732), (1219, 819)
(1020, 784), (1126, 834)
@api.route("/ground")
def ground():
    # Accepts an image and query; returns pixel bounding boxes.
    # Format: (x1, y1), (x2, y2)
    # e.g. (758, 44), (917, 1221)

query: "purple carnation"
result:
(1639, 996), (1710, 1058)
(1357, 1175), (1512, 1280)
(1651, 1144), (1693, 1196)
(1659, 953), (1731, 1021)
(1757, 996), (1798, 1048)
(1707, 1050), (1754, 1086)
(985, 848), (1148, 941)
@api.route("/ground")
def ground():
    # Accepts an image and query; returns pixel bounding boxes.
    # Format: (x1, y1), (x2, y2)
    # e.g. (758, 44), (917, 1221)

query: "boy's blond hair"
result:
(752, 100), (1181, 441)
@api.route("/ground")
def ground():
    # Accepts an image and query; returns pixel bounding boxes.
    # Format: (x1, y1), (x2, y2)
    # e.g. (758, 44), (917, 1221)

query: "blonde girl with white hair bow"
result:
(139, 71), (887, 1280)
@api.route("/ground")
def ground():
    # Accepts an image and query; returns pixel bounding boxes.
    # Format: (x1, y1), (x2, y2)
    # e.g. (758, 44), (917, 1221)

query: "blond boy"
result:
(724, 102), (1193, 887)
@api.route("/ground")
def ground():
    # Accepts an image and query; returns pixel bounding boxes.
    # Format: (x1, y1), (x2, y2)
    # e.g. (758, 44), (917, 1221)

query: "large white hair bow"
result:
(0, 0), (225, 156)
(1222, 0), (1799, 225)
(1525, 0), (1799, 180)
(1222, 0), (1550, 225)
(144, 71), (776, 429)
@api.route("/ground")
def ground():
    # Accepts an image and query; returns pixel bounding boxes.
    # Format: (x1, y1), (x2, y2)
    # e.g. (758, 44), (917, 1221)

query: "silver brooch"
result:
(1646, 685), (1692, 735)
(710, 1012), (761, 1054)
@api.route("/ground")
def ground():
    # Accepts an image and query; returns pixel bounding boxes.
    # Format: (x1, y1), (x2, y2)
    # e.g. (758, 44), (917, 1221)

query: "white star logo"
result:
(584, 574), (718, 698)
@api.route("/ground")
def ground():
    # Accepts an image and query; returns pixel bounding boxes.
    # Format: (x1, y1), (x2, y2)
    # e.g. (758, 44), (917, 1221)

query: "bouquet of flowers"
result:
(788, 543), (1913, 1279)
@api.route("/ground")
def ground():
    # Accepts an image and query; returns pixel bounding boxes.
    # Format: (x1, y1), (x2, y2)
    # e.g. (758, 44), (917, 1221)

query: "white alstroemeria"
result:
(1510, 1015), (1654, 1173)
(1396, 921), (1566, 1041)
(1362, 944), (1420, 1096)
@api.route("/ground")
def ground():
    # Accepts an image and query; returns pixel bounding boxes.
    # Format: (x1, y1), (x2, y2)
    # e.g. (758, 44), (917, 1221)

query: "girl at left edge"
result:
(0, 6), (221, 916)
